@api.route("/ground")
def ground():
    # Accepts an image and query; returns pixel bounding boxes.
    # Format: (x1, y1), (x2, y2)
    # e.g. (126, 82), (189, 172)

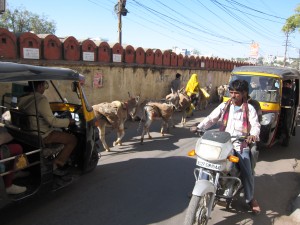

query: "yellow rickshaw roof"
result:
(232, 66), (300, 80)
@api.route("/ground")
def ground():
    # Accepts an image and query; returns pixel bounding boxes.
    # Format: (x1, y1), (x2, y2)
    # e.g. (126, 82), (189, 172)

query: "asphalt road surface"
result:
(1, 103), (300, 225)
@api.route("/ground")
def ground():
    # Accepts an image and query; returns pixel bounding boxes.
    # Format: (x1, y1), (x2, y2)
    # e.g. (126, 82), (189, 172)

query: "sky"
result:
(5, 0), (300, 60)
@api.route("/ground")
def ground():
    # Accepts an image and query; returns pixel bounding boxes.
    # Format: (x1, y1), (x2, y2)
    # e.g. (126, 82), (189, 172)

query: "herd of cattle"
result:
(92, 85), (227, 152)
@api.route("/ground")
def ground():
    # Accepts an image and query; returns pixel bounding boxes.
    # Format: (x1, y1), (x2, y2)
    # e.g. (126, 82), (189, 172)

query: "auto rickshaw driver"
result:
(282, 80), (295, 106)
(17, 81), (77, 176)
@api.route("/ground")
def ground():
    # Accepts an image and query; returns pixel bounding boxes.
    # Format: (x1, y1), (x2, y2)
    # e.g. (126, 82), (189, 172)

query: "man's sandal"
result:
(249, 199), (261, 215)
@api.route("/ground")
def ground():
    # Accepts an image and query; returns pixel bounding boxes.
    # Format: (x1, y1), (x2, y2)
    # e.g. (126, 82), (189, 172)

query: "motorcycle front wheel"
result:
(184, 193), (213, 225)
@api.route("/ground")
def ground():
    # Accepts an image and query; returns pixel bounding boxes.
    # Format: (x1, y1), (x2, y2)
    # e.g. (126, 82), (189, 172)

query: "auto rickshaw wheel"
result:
(84, 150), (99, 173)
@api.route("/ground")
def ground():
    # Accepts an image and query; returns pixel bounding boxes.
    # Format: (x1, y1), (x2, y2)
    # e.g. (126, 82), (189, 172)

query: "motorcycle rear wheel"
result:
(184, 193), (213, 225)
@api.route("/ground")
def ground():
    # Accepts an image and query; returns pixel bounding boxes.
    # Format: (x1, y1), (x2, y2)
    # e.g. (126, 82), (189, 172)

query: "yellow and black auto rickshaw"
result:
(224, 66), (300, 148)
(0, 62), (100, 209)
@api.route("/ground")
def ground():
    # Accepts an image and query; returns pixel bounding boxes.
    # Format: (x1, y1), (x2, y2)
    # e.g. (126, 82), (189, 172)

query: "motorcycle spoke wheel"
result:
(184, 193), (213, 225)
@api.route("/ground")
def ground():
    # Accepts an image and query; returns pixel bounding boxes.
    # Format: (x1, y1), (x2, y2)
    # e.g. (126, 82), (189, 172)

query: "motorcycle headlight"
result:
(196, 143), (222, 160)
(261, 113), (275, 126)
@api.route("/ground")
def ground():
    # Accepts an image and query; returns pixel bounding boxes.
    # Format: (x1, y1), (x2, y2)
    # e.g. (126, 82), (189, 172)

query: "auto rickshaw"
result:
(0, 62), (100, 209)
(224, 66), (300, 148)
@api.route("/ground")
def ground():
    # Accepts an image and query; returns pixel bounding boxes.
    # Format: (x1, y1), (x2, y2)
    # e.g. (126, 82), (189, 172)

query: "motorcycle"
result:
(184, 129), (253, 225)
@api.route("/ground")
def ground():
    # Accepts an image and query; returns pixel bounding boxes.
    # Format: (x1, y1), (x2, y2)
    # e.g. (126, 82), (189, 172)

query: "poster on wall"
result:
(93, 72), (103, 88)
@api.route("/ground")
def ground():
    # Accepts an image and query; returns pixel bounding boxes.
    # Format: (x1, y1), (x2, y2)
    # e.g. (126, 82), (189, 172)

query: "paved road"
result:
(1, 104), (300, 225)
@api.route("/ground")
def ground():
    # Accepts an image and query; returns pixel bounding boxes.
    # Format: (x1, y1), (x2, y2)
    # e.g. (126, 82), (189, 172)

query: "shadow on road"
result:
(0, 156), (196, 225)
(212, 170), (300, 225)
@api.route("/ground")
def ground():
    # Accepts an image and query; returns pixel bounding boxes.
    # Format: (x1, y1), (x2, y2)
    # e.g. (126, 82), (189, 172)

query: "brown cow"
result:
(140, 102), (175, 144)
(92, 94), (140, 152)
(166, 88), (192, 127)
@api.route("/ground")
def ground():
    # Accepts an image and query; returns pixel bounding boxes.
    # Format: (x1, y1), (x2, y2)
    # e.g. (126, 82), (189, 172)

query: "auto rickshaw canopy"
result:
(0, 62), (85, 82)
(232, 66), (300, 80)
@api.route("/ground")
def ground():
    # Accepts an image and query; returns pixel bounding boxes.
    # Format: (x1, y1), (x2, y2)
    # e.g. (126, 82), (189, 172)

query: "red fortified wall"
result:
(0, 28), (251, 69)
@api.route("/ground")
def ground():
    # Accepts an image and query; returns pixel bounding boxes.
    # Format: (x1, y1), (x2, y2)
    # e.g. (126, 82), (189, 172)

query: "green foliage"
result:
(282, 5), (300, 34)
(0, 6), (56, 34)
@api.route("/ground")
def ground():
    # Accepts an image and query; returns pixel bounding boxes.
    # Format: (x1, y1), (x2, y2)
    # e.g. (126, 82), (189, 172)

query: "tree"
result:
(282, 5), (300, 66)
(0, 6), (56, 34)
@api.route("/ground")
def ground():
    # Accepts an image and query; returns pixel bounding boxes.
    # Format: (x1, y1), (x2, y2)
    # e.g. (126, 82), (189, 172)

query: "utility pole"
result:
(0, 0), (6, 14)
(115, 0), (128, 45)
(283, 32), (289, 67)
(118, 0), (122, 45)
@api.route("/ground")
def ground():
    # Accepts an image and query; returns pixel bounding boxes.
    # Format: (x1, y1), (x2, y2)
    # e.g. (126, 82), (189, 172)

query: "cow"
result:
(92, 94), (140, 152)
(165, 88), (192, 127)
(140, 102), (175, 144)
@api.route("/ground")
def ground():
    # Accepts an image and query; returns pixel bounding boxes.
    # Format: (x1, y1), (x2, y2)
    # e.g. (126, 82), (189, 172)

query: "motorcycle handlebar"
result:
(190, 127), (249, 142)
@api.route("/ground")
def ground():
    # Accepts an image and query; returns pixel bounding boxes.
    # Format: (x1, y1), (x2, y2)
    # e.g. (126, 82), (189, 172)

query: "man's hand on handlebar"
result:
(246, 135), (257, 144)
(190, 122), (201, 133)
(190, 126), (198, 133)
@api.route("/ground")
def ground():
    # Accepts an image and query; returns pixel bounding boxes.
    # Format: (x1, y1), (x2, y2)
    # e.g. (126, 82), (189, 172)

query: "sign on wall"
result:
(83, 52), (94, 61)
(23, 48), (39, 59)
(93, 72), (103, 88)
(113, 54), (122, 62)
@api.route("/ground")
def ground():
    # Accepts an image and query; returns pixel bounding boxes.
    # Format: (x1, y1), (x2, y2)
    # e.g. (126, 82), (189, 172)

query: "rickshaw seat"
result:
(9, 108), (34, 131)
(7, 108), (64, 157)
(7, 108), (42, 148)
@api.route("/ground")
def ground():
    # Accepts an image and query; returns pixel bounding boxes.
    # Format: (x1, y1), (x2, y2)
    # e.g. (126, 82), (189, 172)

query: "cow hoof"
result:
(118, 143), (122, 146)
(113, 141), (117, 146)
(105, 149), (110, 152)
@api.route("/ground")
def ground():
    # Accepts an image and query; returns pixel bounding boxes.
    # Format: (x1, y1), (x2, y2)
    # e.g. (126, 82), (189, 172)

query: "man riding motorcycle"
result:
(195, 79), (261, 214)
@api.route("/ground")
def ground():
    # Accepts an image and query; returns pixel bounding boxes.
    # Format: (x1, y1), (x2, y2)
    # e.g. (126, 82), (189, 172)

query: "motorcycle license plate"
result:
(196, 158), (222, 171)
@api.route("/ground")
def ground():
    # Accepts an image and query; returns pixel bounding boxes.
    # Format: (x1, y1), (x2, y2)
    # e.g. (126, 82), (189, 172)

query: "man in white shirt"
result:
(196, 79), (261, 214)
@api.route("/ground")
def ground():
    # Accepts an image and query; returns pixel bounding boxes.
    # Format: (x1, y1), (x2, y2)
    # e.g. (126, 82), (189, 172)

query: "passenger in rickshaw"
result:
(17, 81), (77, 176)
(0, 125), (27, 194)
(250, 77), (279, 102)
(244, 83), (262, 123)
(282, 80), (295, 106)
